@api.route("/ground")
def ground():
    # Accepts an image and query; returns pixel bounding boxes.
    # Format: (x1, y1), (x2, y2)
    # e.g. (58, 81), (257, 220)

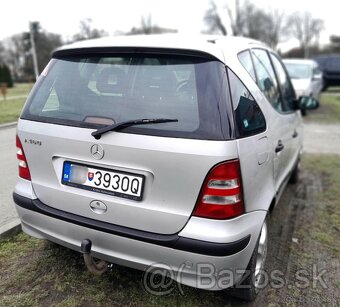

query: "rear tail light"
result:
(16, 135), (31, 180)
(193, 159), (244, 219)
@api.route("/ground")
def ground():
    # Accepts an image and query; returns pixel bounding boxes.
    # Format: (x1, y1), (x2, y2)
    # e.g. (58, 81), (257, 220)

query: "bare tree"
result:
(330, 35), (340, 46)
(287, 11), (324, 58)
(0, 23), (63, 81)
(127, 15), (177, 35)
(243, 7), (286, 50)
(203, 0), (247, 36)
(0, 42), (4, 59)
(1, 35), (26, 80)
(204, 0), (253, 37)
(72, 19), (107, 42)
(226, 0), (246, 36)
(140, 15), (153, 35)
(242, 2), (269, 40)
(203, 1), (285, 50)
(266, 9), (285, 50)
(328, 35), (340, 53)
(22, 22), (63, 78)
(204, 1), (227, 35)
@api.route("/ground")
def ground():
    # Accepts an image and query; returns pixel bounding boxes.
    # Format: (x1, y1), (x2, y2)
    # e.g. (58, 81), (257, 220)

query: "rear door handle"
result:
(292, 130), (298, 138)
(275, 140), (284, 153)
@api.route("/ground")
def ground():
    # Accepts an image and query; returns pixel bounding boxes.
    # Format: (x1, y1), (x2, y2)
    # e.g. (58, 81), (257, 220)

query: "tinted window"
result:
(329, 57), (340, 70)
(271, 55), (296, 112)
(228, 69), (266, 137)
(238, 50), (256, 82)
(251, 49), (282, 112)
(22, 54), (231, 140)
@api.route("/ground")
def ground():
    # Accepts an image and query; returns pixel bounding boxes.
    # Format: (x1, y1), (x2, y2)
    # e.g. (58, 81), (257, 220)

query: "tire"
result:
(228, 218), (268, 301)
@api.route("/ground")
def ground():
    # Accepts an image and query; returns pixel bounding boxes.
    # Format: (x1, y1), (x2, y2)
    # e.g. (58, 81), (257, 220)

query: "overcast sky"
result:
(1, 0), (338, 48)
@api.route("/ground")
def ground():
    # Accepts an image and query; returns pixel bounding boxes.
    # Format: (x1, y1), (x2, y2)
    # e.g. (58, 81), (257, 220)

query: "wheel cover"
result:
(254, 220), (268, 288)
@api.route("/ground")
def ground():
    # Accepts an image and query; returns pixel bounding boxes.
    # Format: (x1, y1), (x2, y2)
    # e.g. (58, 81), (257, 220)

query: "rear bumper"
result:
(13, 193), (250, 257)
(13, 191), (266, 290)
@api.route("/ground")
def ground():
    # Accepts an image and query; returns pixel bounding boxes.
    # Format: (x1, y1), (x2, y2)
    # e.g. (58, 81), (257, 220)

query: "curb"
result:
(0, 121), (17, 129)
(0, 219), (22, 240)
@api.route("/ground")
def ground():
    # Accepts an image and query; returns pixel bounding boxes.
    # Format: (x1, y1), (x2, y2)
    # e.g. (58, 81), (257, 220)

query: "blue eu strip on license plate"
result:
(62, 162), (71, 182)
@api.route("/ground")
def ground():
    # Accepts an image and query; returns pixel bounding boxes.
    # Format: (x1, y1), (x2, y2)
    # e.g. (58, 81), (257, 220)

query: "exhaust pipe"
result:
(80, 239), (108, 276)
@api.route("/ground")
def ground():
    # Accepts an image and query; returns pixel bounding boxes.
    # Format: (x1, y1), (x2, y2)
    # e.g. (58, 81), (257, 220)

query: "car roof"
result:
(283, 59), (317, 66)
(314, 54), (340, 59)
(53, 34), (267, 64)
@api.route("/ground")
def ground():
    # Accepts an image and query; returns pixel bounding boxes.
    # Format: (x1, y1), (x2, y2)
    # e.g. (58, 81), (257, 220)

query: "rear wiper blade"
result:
(91, 118), (178, 139)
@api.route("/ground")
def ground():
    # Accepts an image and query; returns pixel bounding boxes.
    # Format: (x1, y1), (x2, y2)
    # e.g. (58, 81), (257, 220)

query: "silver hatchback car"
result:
(283, 59), (323, 102)
(13, 35), (316, 300)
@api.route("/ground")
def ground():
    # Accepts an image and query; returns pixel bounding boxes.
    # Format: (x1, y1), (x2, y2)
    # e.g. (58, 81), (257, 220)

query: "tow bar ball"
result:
(80, 239), (109, 276)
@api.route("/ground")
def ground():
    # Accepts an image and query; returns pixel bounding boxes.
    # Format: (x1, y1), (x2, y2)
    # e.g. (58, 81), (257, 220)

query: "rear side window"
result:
(22, 53), (232, 140)
(228, 69), (266, 137)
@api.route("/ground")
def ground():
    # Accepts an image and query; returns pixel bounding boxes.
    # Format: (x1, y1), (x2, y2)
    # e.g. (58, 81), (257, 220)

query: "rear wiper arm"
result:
(91, 118), (178, 139)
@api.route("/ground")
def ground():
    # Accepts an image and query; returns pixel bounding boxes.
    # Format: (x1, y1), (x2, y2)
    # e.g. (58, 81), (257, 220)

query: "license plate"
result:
(61, 161), (145, 201)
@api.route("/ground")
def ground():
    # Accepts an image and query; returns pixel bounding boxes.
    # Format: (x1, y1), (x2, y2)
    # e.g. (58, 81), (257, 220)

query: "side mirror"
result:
(312, 74), (322, 81)
(299, 96), (319, 110)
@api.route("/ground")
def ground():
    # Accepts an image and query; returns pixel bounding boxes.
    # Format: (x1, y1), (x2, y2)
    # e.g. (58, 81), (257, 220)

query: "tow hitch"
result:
(80, 239), (109, 276)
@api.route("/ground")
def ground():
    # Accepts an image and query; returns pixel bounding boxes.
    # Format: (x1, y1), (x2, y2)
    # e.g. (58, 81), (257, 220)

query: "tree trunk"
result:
(0, 83), (8, 100)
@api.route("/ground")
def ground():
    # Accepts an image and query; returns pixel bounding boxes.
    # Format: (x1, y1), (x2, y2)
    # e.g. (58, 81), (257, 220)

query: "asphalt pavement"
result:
(0, 123), (21, 239)
(303, 122), (340, 155)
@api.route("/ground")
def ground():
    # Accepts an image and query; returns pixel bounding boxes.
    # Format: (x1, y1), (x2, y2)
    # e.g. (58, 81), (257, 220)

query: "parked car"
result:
(314, 54), (340, 90)
(283, 59), (323, 101)
(13, 35), (317, 301)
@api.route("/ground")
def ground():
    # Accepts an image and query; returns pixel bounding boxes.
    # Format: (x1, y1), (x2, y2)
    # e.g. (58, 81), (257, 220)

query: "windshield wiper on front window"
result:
(91, 118), (178, 139)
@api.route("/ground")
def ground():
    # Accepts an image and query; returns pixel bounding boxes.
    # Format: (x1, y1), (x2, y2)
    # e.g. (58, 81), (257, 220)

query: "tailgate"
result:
(18, 120), (238, 234)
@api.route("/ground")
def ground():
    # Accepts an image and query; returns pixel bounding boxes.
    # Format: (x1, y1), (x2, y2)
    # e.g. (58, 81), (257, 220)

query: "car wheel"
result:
(229, 218), (268, 301)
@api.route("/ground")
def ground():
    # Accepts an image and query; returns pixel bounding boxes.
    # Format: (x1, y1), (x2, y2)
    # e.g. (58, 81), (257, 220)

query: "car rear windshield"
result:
(21, 52), (232, 140)
(285, 63), (312, 79)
